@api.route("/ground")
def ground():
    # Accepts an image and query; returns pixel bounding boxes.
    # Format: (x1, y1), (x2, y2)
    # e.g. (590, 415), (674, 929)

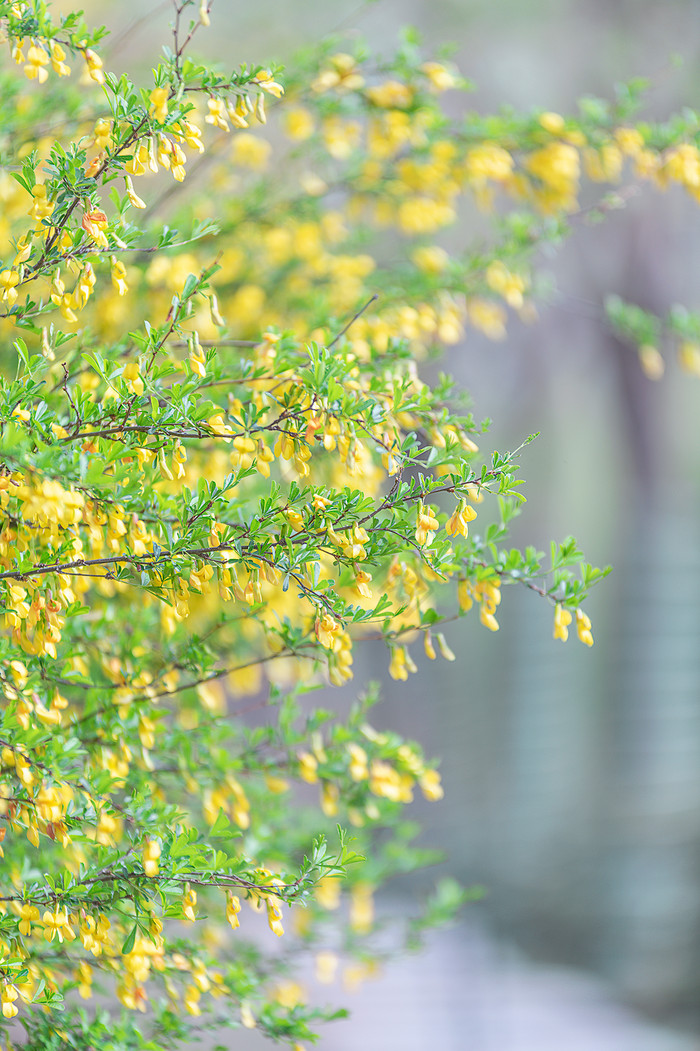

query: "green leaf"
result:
(121, 925), (137, 955)
(209, 809), (231, 837)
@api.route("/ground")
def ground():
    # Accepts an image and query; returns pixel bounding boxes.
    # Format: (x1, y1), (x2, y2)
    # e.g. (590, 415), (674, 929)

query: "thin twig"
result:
(328, 294), (378, 348)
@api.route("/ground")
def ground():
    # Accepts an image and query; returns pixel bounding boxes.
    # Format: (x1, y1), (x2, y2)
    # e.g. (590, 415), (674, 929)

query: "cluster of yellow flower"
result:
(296, 726), (443, 823)
(458, 577), (502, 632)
(0, 25), (283, 336)
(0, 751), (73, 849)
(552, 603), (593, 645)
(0, 891), (235, 1020)
(11, 28), (104, 87)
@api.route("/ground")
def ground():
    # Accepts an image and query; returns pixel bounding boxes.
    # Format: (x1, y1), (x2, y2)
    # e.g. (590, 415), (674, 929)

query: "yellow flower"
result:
(539, 111), (565, 135)
(84, 47), (105, 85)
(92, 117), (112, 149)
(435, 633), (456, 661)
(266, 896), (285, 937)
(662, 142), (700, 188)
(575, 608), (594, 647)
(18, 902), (40, 936)
(76, 961), (93, 999)
(369, 760), (403, 801)
(282, 506), (304, 531)
(615, 126), (644, 157)
(0, 268), (20, 306)
(143, 838), (161, 876)
(354, 569), (372, 598)
(183, 985), (201, 1016)
(366, 79), (413, 109)
(80, 913), (112, 956)
(226, 99), (249, 128)
(465, 142), (513, 182)
(226, 892), (241, 929)
(419, 769), (444, 801)
(420, 61), (458, 92)
(411, 245), (449, 274)
(284, 106), (314, 141)
(81, 209), (109, 248)
(312, 53), (364, 94)
(1, 982), (19, 1018)
(50, 40), (70, 76)
(445, 499), (477, 538)
(315, 951), (339, 984)
(42, 907), (74, 943)
(124, 175), (146, 209)
(398, 196), (454, 234)
(322, 116), (362, 159)
(181, 119), (205, 151)
(84, 152), (104, 179)
(254, 92), (267, 123)
(231, 133), (271, 170)
(122, 361), (143, 395)
(347, 743), (369, 781)
(310, 493), (331, 513)
(553, 603), (572, 641)
(171, 141), (187, 181)
(240, 1003), (256, 1028)
(14, 238), (31, 265)
(254, 69), (284, 97)
(315, 876), (342, 910)
(188, 344), (206, 377)
(206, 97), (229, 131)
(181, 886), (197, 922)
(24, 44), (49, 83)
(209, 292), (224, 326)
(320, 781), (339, 816)
(639, 344), (664, 380)
(584, 142), (623, 183)
(525, 141), (580, 211)
(415, 503), (439, 545)
(386, 643), (409, 685)
(388, 644), (417, 681)
(349, 883), (374, 933)
(678, 341), (700, 377)
(297, 751), (318, 784)
(315, 612), (341, 650)
(486, 260), (527, 309)
(467, 297), (507, 340)
(471, 578), (501, 632)
(29, 183), (54, 222)
(110, 257), (129, 296)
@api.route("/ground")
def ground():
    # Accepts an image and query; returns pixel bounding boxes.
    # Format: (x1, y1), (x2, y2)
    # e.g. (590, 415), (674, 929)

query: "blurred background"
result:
(58, 0), (700, 1047)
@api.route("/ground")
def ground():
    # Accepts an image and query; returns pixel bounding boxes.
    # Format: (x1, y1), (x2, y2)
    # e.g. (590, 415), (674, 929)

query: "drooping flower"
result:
(445, 499), (477, 538)
(24, 44), (49, 83)
(553, 603), (572, 641)
(575, 608), (594, 647)
(415, 503), (439, 545)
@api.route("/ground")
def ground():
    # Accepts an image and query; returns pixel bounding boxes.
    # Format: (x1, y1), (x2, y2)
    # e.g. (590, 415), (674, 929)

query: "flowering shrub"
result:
(1, 0), (694, 1046)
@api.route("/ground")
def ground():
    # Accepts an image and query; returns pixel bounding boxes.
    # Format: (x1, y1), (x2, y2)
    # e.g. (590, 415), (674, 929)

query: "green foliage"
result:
(7, 0), (699, 1044)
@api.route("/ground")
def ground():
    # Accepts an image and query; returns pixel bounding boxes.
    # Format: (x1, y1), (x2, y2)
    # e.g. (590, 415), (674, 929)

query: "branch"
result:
(328, 294), (379, 348)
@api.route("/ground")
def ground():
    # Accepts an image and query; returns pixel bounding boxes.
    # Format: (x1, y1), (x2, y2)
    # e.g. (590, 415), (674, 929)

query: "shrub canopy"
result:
(1, 0), (695, 1046)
